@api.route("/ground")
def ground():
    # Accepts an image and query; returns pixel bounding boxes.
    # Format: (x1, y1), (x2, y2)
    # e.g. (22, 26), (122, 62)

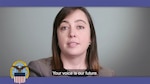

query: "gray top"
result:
(28, 57), (115, 77)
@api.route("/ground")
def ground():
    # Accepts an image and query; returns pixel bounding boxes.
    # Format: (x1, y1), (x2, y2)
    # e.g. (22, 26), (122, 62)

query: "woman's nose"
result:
(69, 27), (76, 38)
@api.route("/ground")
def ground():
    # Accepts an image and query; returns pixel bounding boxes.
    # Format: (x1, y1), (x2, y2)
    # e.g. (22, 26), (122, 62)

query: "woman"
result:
(28, 7), (114, 77)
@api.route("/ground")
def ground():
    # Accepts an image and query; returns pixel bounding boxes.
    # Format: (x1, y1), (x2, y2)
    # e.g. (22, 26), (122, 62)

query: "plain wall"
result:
(0, 7), (150, 76)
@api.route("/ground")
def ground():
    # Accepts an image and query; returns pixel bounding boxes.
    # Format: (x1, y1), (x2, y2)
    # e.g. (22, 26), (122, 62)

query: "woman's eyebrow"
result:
(61, 19), (87, 24)
(75, 19), (87, 24)
(61, 20), (69, 24)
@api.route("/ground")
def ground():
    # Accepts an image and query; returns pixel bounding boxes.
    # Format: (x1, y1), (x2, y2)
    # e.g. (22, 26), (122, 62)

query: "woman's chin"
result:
(65, 52), (85, 57)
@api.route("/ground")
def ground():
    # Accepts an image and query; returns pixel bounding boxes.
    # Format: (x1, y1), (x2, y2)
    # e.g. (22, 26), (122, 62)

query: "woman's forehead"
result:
(61, 9), (89, 24)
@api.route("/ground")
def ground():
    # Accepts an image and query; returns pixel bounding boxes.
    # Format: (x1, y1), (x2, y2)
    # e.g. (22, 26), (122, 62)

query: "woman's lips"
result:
(67, 42), (79, 48)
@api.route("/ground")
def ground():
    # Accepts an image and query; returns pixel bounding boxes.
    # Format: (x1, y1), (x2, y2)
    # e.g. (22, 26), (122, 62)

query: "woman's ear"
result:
(89, 41), (91, 45)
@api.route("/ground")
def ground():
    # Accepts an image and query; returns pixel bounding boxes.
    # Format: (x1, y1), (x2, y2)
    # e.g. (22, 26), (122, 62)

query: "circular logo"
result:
(10, 60), (29, 79)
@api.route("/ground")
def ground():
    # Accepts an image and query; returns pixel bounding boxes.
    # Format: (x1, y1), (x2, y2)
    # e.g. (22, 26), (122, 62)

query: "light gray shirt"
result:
(28, 57), (115, 77)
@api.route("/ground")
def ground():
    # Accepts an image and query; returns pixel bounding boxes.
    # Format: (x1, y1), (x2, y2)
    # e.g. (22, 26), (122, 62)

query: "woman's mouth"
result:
(67, 42), (79, 48)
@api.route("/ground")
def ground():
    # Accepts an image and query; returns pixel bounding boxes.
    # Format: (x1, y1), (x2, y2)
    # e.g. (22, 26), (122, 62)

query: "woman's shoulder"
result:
(99, 67), (115, 77)
(29, 57), (52, 65)
(28, 57), (52, 77)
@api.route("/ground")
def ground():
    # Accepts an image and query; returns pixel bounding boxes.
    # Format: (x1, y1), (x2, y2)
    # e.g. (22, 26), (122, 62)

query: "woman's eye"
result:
(77, 26), (84, 29)
(60, 26), (68, 31)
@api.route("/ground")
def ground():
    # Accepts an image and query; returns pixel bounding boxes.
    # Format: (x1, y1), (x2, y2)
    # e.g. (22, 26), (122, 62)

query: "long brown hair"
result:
(51, 7), (102, 74)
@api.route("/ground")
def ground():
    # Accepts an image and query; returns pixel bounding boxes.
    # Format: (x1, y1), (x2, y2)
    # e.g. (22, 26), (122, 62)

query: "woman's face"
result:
(57, 9), (91, 57)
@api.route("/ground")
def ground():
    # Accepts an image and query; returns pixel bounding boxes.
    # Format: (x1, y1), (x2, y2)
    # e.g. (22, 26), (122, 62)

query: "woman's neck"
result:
(60, 53), (87, 70)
